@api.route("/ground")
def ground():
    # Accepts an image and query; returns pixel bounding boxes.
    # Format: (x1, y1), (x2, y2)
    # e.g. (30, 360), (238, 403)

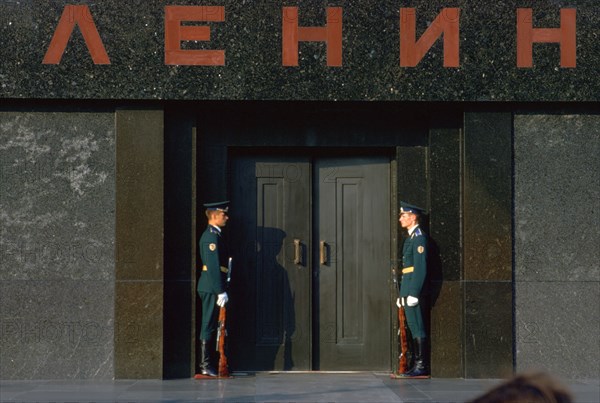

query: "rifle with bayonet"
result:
(216, 257), (232, 378)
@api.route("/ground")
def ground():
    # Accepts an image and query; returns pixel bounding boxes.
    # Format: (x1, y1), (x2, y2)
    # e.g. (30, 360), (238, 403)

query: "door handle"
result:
(320, 241), (327, 265)
(294, 239), (302, 265)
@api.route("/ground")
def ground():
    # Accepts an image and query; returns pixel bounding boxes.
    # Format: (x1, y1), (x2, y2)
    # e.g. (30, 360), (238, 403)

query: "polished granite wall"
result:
(2, 106), (599, 380)
(463, 113), (513, 378)
(514, 114), (600, 380)
(0, 111), (115, 379)
(0, 0), (598, 101)
(114, 109), (164, 379)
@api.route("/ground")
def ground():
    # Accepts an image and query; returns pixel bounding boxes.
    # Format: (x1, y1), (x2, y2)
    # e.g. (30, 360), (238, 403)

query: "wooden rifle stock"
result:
(398, 305), (409, 374)
(393, 266), (409, 375)
(217, 306), (229, 377)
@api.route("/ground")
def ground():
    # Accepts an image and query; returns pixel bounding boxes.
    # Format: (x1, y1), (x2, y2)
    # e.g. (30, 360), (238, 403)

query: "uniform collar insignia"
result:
(410, 227), (422, 238)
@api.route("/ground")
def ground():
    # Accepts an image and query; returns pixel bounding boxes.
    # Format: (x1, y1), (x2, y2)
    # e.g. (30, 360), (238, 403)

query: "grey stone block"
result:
(0, 280), (114, 379)
(516, 281), (600, 380)
(0, 111), (115, 379)
(515, 114), (600, 381)
(515, 115), (600, 282)
(0, 112), (115, 281)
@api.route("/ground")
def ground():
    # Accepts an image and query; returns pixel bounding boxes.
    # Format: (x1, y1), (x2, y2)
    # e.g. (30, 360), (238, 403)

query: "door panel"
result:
(230, 154), (390, 371)
(315, 158), (390, 370)
(230, 157), (311, 371)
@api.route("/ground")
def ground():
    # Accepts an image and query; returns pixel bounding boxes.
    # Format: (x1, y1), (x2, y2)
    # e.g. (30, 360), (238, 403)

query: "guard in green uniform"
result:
(396, 201), (428, 377)
(197, 201), (230, 377)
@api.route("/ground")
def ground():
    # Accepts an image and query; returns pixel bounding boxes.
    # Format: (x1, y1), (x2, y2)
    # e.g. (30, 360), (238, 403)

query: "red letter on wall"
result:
(42, 5), (110, 64)
(165, 6), (225, 66)
(400, 8), (460, 67)
(517, 8), (576, 68)
(282, 7), (343, 67)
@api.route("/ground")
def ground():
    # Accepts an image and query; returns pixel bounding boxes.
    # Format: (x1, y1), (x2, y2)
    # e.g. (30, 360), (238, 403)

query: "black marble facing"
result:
(429, 126), (461, 282)
(428, 125), (463, 378)
(396, 146), (428, 212)
(463, 112), (512, 281)
(429, 281), (463, 378)
(0, 0), (598, 101)
(465, 281), (513, 379)
(114, 109), (164, 379)
(115, 109), (164, 282)
(114, 282), (164, 379)
(164, 109), (196, 378)
(462, 112), (513, 378)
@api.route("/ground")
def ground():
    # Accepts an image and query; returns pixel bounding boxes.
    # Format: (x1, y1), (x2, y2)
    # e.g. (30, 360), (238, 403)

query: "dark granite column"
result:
(429, 124), (463, 378)
(396, 147), (428, 209)
(395, 145), (427, 373)
(115, 109), (164, 379)
(463, 112), (513, 378)
(163, 108), (197, 378)
(389, 157), (399, 373)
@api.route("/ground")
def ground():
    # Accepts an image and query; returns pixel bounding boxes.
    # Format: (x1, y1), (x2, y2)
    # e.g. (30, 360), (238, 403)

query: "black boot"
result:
(199, 339), (217, 377)
(404, 337), (428, 377)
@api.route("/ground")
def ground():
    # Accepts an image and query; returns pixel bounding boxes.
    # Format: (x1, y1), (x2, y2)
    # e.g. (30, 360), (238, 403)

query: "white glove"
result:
(217, 292), (229, 307)
(396, 297), (403, 308)
(406, 295), (419, 307)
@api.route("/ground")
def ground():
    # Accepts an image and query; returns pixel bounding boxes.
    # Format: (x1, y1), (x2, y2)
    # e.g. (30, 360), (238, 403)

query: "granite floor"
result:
(1, 373), (599, 403)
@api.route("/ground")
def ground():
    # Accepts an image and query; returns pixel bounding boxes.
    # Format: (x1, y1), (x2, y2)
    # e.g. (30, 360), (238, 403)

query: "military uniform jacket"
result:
(197, 225), (229, 295)
(399, 226), (427, 298)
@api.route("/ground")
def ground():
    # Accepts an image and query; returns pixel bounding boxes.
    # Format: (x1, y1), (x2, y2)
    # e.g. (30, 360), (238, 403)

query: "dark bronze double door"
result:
(229, 154), (390, 371)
